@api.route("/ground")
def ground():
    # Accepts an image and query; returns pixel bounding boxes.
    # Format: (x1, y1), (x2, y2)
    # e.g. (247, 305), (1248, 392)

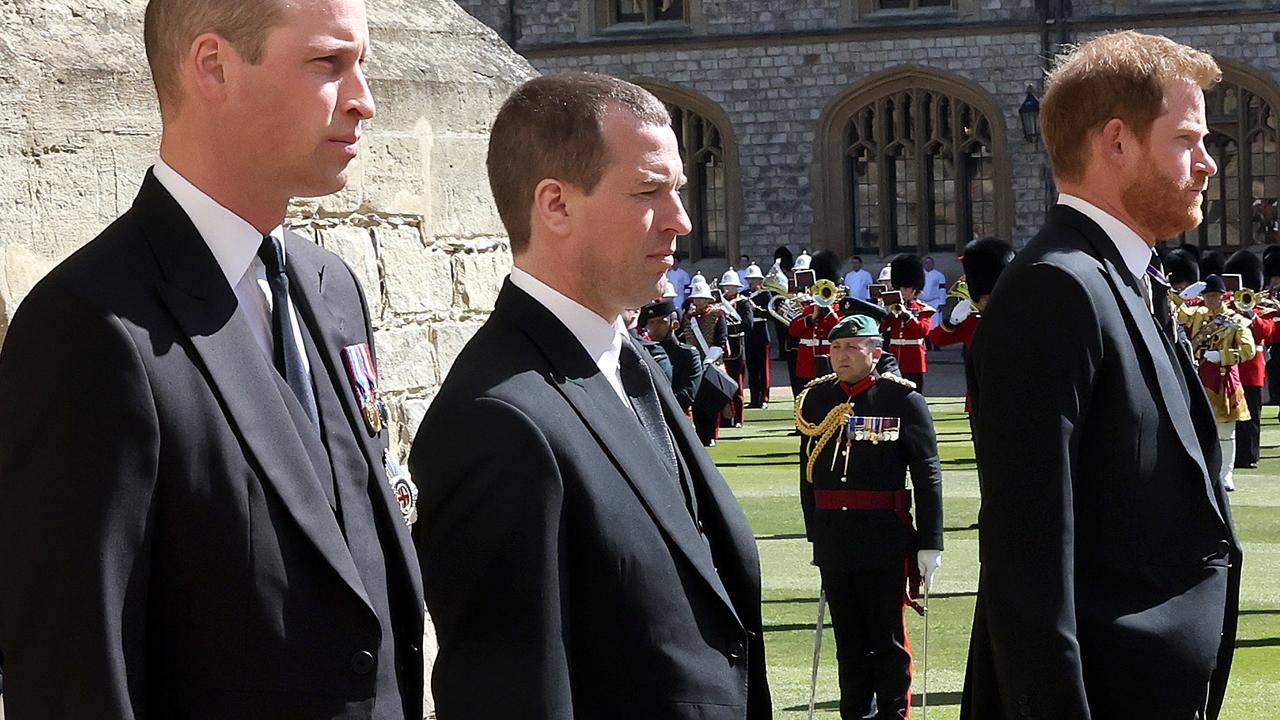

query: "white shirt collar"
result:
(1057, 193), (1152, 281)
(508, 266), (629, 401)
(152, 158), (284, 288)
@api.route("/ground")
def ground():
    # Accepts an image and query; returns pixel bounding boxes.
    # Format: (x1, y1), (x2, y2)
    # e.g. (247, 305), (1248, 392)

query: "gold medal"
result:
(363, 396), (383, 434)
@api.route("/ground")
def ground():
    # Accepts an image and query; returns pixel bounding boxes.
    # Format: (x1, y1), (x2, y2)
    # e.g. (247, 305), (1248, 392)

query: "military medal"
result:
(847, 416), (901, 443)
(342, 342), (383, 435)
(384, 450), (419, 527)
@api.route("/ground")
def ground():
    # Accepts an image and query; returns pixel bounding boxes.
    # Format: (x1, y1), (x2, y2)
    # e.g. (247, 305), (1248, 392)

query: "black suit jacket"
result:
(0, 173), (424, 719)
(961, 205), (1241, 720)
(412, 281), (771, 720)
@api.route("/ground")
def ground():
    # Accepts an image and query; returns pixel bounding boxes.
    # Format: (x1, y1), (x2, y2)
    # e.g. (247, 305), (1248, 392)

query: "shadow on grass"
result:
(1240, 608), (1280, 616)
(782, 691), (962, 711)
(762, 590), (977, 607)
(757, 533), (808, 541)
(1237, 637), (1280, 648)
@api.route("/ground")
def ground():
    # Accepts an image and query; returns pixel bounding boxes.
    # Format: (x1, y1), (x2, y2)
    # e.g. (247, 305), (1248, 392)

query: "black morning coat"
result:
(0, 172), (425, 719)
(411, 280), (772, 720)
(961, 205), (1241, 720)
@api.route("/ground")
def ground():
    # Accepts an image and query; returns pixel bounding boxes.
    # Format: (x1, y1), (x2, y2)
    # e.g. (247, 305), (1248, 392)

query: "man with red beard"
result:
(962, 32), (1241, 720)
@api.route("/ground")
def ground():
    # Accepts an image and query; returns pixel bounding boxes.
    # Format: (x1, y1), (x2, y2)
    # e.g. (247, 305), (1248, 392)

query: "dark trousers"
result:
(722, 357), (746, 426)
(904, 373), (924, 394)
(787, 349), (804, 399)
(822, 559), (912, 720)
(1236, 385), (1263, 467)
(746, 329), (771, 406)
(693, 405), (721, 446)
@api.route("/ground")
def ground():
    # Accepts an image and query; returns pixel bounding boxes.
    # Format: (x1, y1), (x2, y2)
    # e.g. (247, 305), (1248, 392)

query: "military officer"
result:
(796, 314), (943, 720)
(719, 267), (756, 428)
(881, 255), (936, 392)
(744, 264), (774, 409)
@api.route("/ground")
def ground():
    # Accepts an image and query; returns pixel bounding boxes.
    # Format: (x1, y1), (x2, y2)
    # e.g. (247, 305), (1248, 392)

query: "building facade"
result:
(457, 0), (1280, 273)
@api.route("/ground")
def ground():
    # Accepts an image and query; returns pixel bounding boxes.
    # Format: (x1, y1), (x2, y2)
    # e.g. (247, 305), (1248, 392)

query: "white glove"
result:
(1180, 281), (1206, 300)
(949, 299), (973, 326)
(917, 549), (942, 594)
(1204, 350), (1222, 363)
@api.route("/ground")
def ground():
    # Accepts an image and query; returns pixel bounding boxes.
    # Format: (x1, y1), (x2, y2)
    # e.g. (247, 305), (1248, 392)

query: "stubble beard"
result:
(1122, 163), (1206, 241)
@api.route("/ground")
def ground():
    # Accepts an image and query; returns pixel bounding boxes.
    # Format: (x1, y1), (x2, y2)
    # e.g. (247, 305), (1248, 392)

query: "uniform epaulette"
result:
(804, 373), (839, 390)
(880, 373), (917, 390)
(916, 302), (937, 314)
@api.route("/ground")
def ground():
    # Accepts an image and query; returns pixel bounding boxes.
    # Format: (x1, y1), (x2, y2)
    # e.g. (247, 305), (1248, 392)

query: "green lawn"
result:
(711, 393), (1280, 718)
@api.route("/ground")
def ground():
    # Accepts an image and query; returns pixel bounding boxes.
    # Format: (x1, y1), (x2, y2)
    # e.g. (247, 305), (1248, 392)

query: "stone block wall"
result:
(533, 32), (1049, 269)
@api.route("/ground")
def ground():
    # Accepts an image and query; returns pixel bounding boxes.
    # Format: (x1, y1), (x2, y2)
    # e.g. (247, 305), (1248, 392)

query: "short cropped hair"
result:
(144, 0), (286, 112)
(487, 73), (672, 254)
(1041, 31), (1220, 183)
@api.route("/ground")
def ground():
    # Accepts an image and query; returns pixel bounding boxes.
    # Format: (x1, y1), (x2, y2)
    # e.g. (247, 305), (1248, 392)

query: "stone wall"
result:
(454, 0), (1280, 278)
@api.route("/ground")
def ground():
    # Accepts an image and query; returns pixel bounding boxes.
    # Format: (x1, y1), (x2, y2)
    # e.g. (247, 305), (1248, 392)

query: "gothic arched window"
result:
(1178, 63), (1280, 250)
(639, 81), (743, 262)
(816, 68), (1013, 256)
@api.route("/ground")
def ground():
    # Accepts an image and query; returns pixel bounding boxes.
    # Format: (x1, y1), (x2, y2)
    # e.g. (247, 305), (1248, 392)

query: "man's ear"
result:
(186, 32), (236, 105)
(532, 178), (573, 238)
(1097, 117), (1133, 166)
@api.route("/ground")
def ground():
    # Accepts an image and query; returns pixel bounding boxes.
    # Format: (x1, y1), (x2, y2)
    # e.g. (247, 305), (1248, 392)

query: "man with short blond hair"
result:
(963, 31), (1240, 720)
(0, 1), (424, 717)
(412, 73), (772, 719)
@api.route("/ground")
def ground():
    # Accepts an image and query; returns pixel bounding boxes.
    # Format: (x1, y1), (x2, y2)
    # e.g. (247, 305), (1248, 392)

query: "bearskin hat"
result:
(890, 254), (925, 291)
(959, 237), (1014, 300)
(1263, 246), (1280, 281)
(1199, 249), (1225, 279)
(810, 249), (843, 283)
(1225, 249), (1263, 291)
(1163, 248), (1200, 288)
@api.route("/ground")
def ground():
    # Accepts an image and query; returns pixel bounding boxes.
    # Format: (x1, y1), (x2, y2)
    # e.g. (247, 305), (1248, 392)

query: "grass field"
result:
(710, 392), (1280, 719)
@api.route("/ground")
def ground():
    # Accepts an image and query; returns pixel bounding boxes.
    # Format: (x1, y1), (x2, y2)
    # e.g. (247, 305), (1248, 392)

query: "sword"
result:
(920, 586), (930, 720)
(807, 590), (827, 720)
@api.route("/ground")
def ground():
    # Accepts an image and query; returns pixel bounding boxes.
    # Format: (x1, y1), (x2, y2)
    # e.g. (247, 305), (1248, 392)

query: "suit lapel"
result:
(1056, 207), (1222, 522)
(497, 282), (739, 622)
(284, 234), (426, 612)
(137, 172), (371, 609)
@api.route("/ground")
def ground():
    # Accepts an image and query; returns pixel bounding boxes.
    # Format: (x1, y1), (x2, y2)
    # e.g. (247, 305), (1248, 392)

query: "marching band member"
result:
(744, 264), (774, 409)
(719, 268), (755, 428)
(881, 255), (936, 391)
(1176, 274), (1257, 490)
(683, 272), (731, 446)
(1225, 250), (1274, 468)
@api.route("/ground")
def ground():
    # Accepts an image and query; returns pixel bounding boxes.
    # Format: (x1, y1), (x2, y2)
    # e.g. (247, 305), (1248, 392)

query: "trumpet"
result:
(947, 277), (971, 303)
(1237, 287), (1280, 317)
(811, 279), (847, 308)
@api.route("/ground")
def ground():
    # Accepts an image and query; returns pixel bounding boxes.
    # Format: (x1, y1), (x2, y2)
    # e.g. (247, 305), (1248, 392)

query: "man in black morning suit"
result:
(412, 74), (771, 719)
(960, 32), (1240, 720)
(0, 1), (423, 718)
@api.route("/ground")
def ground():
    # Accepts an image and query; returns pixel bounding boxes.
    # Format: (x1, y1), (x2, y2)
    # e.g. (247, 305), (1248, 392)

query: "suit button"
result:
(1218, 540), (1231, 556)
(841, 506), (848, 511)
(350, 650), (376, 675)
(728, 642), (745, 662)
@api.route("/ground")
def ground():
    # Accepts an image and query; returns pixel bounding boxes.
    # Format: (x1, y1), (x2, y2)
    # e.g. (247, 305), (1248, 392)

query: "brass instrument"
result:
(811, 279), (847, 308)
(947, 276), (971, 304)
(1234, 287), (1280, 317)
(768, 292), (807, 325)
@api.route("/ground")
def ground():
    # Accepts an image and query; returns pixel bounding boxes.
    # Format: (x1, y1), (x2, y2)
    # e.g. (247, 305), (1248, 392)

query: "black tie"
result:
(258, 235), (319, 428)
(619, 340), (679, 476)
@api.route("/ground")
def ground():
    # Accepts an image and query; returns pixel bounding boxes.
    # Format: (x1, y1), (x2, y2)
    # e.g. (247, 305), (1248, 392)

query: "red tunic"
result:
(1238, 313), (1275, 387)
(881, 301), (935, 375)
(788, 305), (841, 379)
(927, 314), (979, 411)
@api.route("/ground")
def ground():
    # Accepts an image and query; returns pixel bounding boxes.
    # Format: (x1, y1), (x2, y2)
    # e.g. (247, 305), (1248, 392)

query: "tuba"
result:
(768, 293), (806, 325)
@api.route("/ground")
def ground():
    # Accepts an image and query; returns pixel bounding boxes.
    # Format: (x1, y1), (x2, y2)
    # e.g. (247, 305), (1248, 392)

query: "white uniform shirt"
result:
(843, 268), (874, 300)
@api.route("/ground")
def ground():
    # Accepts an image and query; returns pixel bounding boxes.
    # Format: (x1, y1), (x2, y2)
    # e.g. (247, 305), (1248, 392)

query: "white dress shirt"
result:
(509, 266), (631, 405)
(152, 159), (309, 375)
(843, 268), (874, 300)
(666, 267), (692, 310)
(1058, 193), (1154, 310)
